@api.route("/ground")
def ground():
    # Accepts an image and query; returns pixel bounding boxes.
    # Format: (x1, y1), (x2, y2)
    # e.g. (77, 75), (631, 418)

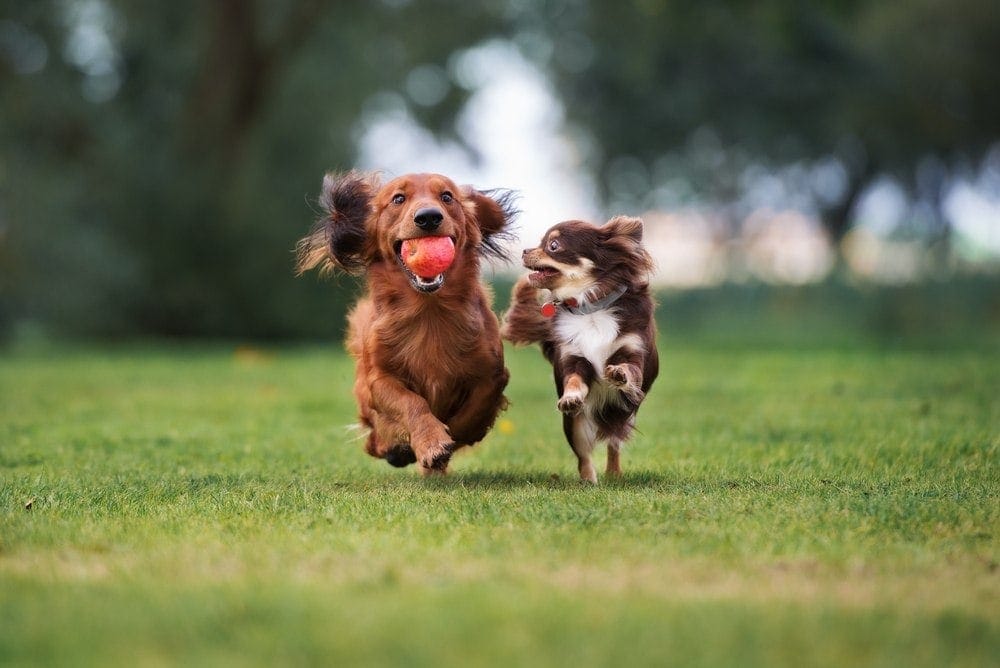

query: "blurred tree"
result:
(0, 0), (512, 339)
(521, 0), (1000, 248)
(4, 0), (996, 340)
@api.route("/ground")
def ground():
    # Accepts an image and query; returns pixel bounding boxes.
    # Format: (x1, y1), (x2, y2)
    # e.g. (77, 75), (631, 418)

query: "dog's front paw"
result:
(557, 391), (586, 415)
(558, 374), (589, 415)
(604, 363), (630, 387)
(412, 418), (455, 474)
(418, 440), (455, 475)
(385, 444), (417, 468)
(604, 364), (644, 405)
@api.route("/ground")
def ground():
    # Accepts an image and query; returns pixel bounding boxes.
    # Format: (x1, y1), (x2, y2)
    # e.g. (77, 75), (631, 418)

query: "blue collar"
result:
(560, 285), (628, 315)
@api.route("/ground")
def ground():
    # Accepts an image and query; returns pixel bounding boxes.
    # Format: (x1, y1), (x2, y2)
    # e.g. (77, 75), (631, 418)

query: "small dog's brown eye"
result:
(392, 194), (405, 205)
(548, 239), (560, 252)
(441, 191), (454, 204)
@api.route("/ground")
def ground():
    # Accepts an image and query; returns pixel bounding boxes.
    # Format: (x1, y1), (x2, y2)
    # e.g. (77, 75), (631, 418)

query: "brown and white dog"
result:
(297, 171), (517, 475)
(501, 216), (658, 483)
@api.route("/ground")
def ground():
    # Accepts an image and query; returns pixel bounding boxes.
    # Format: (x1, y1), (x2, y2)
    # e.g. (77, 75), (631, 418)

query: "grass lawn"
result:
(1, 338), (997, 666)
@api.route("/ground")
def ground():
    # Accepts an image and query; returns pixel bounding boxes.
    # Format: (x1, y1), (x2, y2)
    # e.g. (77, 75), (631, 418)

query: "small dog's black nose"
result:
(414, 208), (443, 231)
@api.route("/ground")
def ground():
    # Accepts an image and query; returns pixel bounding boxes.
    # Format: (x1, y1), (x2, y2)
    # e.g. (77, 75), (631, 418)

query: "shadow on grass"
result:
(167, 467), (771, 496)
(422, 468), (683, 490)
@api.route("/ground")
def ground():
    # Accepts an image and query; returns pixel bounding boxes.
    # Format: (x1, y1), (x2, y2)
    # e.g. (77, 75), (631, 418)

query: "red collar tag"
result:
(541, 297), (581, 318)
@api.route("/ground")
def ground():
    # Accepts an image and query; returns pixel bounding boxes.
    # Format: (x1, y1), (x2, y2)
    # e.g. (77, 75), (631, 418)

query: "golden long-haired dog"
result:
(297, 172), (517, 475)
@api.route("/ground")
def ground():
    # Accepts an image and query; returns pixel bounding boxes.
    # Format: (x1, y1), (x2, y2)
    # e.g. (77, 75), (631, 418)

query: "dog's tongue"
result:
(401, 236), (455, 278)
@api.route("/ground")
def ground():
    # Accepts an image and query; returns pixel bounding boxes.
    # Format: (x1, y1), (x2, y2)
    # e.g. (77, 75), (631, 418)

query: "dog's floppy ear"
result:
(462, 186), (519, 262)
(296, 171), (379, 276)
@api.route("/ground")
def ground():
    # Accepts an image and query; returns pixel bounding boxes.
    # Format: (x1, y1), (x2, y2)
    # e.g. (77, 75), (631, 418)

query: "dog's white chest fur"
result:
(554, 309), (621, 372)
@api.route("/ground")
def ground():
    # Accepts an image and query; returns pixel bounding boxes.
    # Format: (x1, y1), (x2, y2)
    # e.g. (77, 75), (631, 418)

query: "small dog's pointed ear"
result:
(462, 186), (519, 262)
(605, 214), (655, 277)
(606, 215), (644, 242)
(296, 171), (379, 276)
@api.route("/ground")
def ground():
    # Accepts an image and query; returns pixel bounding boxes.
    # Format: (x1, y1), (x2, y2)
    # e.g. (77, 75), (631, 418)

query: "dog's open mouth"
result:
(394, 239), (454, 293)
(526, 265), (561, 286)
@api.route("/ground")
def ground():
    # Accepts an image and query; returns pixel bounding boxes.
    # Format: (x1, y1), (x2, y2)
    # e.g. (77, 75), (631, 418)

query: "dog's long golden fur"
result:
(297, 172), (517, 474)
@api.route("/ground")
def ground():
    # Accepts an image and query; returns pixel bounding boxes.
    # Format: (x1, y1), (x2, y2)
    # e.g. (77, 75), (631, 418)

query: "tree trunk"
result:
(822, 166), (873, 249)
(180, 1), (325, 169)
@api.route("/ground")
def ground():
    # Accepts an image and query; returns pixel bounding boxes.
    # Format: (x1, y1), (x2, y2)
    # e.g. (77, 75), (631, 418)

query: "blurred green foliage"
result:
(1, 1), (997, 340)
(491, 276), (1000, 351)
(653, 276), (1000, 350)
(1, 1), (513, 339)
(531, 0), (1000, 241)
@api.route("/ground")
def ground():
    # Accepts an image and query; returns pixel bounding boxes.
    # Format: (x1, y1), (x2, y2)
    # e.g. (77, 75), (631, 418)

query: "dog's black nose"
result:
(414, 208), (443, 231)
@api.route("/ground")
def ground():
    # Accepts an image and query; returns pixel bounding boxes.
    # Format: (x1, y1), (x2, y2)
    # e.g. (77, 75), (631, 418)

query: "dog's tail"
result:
(500, 276), (552, 346)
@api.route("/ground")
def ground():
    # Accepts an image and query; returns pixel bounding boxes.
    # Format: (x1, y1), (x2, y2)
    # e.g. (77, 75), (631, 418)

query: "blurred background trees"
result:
(1, 0), (998, 340)
(529, 0), (1000, 247)
(1, 1), (513, 338)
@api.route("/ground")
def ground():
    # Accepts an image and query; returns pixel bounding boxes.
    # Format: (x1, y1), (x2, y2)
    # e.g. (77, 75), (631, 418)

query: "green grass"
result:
(1, 340), (997, 666)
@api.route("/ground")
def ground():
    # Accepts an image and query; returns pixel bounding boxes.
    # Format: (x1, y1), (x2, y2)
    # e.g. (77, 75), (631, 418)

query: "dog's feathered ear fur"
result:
(603, 215), (655, 279)
(296, 171), (379, 276)
(462, 186), (519, 263)
(606, 215), (643, 242)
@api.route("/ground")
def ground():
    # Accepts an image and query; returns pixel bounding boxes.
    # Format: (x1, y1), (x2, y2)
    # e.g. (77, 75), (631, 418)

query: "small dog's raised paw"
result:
(604, 364), (644, 405)
(557, 392), (585, 415)
(604, 364), (630, 386)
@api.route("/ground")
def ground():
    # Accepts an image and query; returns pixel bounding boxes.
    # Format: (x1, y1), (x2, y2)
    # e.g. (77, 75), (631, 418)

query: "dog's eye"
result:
(392, 194), (405, 205)
(548, 239), (561, 252)
(441, 191), (454, 204)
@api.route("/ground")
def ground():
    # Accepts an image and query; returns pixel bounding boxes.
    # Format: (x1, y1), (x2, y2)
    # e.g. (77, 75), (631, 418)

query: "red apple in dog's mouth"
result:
(400, 236), (456, 278)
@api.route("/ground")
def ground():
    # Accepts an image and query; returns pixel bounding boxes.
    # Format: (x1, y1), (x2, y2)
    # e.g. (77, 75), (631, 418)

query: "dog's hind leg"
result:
(604, 414), (635, 478)
(606, 440), (622, 478)
(564, 412), (599, 484)
(447, 365), (510, 446)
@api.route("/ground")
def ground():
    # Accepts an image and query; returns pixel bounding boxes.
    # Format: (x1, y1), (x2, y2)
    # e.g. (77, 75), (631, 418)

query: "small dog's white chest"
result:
(555, 309), (621, 372)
